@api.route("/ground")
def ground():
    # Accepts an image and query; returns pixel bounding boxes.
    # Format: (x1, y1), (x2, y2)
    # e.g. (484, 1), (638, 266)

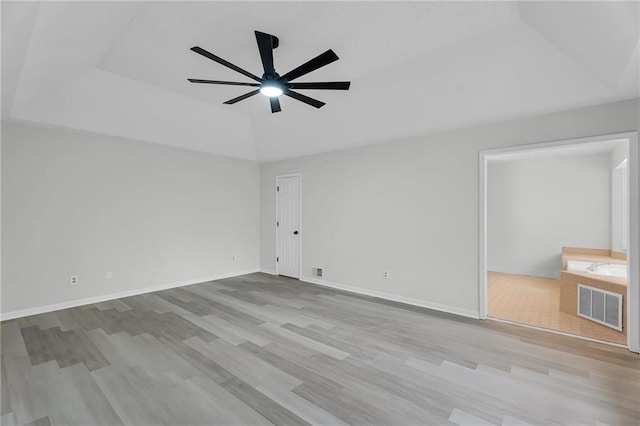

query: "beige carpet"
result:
(488, 271), (626, 345)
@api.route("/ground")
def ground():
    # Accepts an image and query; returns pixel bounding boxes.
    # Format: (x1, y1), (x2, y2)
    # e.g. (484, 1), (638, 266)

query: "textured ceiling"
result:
(3, 1), (639, 161)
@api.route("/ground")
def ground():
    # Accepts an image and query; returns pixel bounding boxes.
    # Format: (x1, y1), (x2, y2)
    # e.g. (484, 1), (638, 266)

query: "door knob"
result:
(293, 231), (299, 235)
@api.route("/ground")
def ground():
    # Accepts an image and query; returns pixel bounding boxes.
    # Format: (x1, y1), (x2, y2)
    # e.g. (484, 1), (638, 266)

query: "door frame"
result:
(478, 131), (639, 353)
(275, 173), (302, 278)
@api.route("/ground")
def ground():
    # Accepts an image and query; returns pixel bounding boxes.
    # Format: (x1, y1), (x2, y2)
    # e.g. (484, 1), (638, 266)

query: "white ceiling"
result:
(3, 1), (639, 162)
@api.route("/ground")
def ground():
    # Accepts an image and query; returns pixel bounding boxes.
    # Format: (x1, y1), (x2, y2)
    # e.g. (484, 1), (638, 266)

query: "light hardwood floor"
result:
(2, 273), (639, 425)
(488, 271), (627, 345)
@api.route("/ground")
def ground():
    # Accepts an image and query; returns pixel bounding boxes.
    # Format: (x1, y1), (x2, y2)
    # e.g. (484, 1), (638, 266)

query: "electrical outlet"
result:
(106, 271), (113, 280)
(70, 275), (78, 286)
(383, 271), (390, 279)
(232, 256), (237, 261)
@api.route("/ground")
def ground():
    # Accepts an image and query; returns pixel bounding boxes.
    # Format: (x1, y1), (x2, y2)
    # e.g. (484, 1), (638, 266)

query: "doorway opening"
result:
(479, 132), (639, 352)
(275, 174), (302, 279)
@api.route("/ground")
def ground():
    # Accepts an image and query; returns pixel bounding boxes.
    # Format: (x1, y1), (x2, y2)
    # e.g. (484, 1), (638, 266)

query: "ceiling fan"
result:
(188, 31), (350, 113)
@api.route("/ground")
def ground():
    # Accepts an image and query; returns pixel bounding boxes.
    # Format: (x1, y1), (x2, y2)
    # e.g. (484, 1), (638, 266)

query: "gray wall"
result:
(260, 98), (639, 317)
(2, 122), (260, 314)
(487, 152), (612, 279)
(2, 98), (638, 318)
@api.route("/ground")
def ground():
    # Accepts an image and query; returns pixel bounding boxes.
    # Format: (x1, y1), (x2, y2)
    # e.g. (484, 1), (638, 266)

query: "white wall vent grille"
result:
(577, 284), (623, 331)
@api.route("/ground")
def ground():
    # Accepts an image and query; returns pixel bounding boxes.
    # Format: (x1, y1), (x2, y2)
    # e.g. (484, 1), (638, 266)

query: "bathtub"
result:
(566, 260), (627, 278)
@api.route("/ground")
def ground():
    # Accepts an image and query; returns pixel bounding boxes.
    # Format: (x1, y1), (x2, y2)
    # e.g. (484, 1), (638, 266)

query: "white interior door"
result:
(276, 175), (300, 278)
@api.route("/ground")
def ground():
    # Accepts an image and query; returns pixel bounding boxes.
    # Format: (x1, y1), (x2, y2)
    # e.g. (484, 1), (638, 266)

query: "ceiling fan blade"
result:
(223, 89), (260, 105)
(188, 79), (259, 87)
(255, 31), (276, 76)
(284, 89), (325, 109)
(191, 46), (261, 82)
(270, 96), (281, 113)
(288, 81), (350, 90)
(281, 49), (339, 82)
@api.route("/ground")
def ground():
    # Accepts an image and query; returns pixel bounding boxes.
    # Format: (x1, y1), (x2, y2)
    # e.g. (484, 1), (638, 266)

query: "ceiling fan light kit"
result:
(259, 83), (283, 98)
(188, 30), (350, 113)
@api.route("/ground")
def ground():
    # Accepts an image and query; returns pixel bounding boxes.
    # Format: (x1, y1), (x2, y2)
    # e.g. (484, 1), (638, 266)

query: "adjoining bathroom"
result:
(486, 138), (629, 345)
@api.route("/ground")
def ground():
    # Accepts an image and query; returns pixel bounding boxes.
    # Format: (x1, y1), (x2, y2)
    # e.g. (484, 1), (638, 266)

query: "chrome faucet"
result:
(586, 262), (606, 272)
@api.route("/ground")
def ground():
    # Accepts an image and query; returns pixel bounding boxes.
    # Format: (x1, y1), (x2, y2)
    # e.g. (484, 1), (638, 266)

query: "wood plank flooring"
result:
(2, 273), (639, 425)
(488, 272), (627, 345)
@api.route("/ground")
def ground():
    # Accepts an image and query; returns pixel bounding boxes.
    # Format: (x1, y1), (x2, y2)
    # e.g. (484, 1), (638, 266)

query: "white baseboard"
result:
(300, 275), (479, 319)
(259, 268), (277, 275)
(488, 265), (560, 280)
(0, 268), (260, 321)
